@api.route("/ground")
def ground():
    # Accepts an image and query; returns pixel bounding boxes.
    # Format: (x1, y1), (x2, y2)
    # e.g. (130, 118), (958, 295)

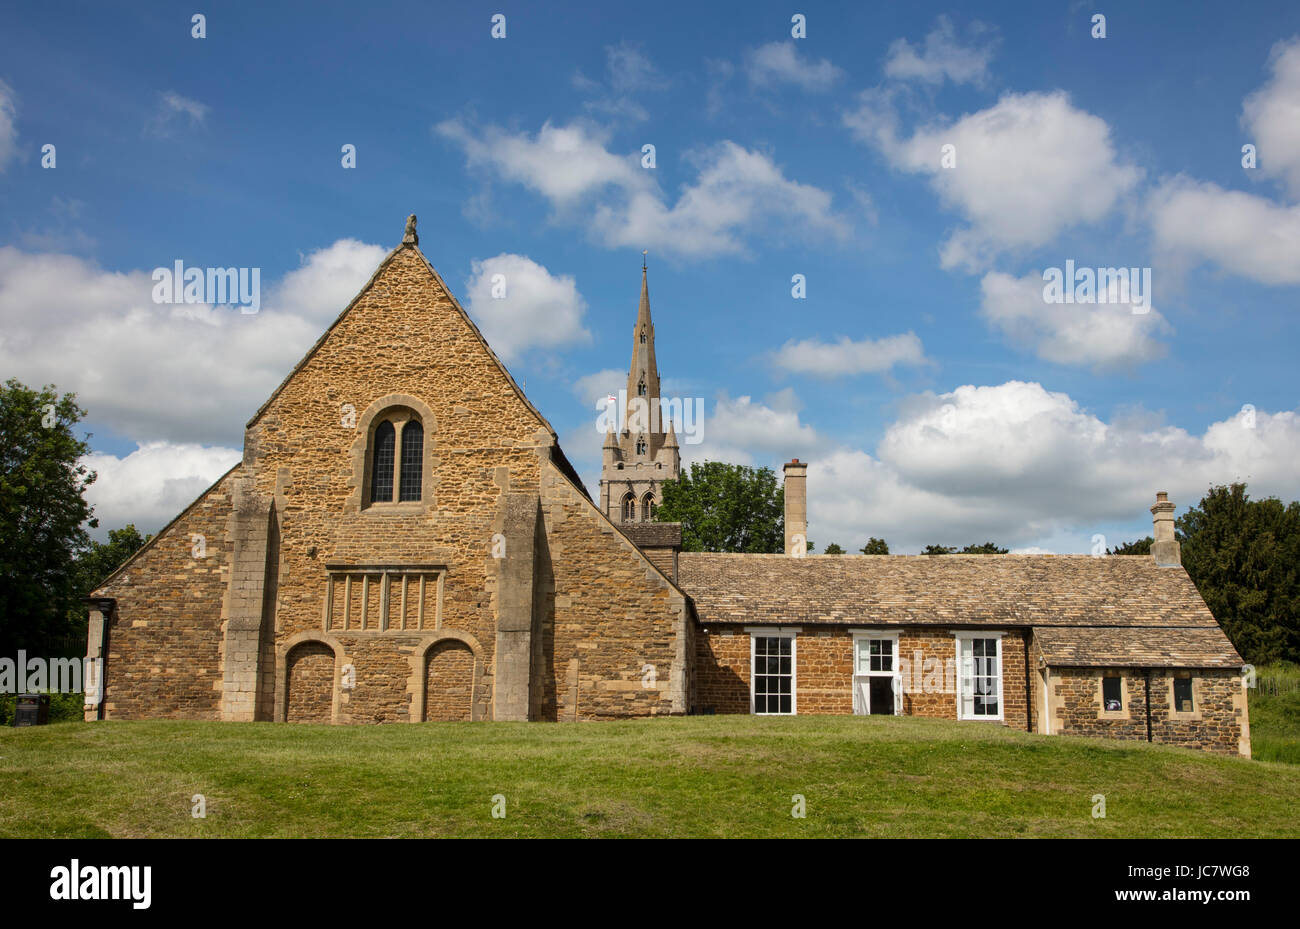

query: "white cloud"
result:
(1242, 36), (1300, 199)
(1148, 177), (1300, 285)
(745, 42), (844, 92)
(979, 270), (1171, 368)
(592, 141), (850, 256)
(645, 380), (1300, 553)
(572, 368), (627, 408)
(883, 16), (998, 87)
(148, 91), (209, 137)
(807, 382), (1300, 551)
(437, 119), (644, 207)
(772, 332), (929, 376)
(684, 390), (824, 468)
(83, 441), (242, 537)
(0, 79), (17, 172)
(572, 42), (667, 122)
(463, 254), (590, 361)
(845, 90), (1141, 270)
(0, 239), (386, 445)
(438, 119), (848, 258)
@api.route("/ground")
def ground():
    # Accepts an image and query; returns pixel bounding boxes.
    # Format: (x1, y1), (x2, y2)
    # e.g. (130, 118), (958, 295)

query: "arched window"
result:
(399, 421), (423, 501)
(636, 436), (646, 455)
(640, 328), (647, 344)
(642, 494), (655, 521)
(637, 377), (646, 397)
(370, 421), (396, 502)
(366, 407), (426, 507)
(621, 493), (637, 522)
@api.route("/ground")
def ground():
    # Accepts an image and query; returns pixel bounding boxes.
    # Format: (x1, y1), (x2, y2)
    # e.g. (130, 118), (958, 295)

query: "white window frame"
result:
(954, 632), (1004, 722)
(850, 630), (901, 716)
(746, 627), (799, 716)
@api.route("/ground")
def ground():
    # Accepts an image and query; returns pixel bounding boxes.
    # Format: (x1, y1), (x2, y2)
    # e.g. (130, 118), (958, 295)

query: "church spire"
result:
(599, 253), (680, 524)
(626, 254), (662, 453)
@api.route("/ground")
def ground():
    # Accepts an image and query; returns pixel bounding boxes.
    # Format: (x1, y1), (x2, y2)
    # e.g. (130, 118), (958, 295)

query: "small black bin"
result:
(13, 694), (50, 727)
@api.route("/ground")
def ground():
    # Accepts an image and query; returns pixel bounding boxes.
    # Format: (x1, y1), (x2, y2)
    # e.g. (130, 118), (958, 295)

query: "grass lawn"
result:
(1, 715), (1297, 838)
(1249, 664), (1300, 764)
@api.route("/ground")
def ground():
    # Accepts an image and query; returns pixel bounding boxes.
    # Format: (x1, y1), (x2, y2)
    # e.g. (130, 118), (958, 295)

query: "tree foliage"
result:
(923, 542), (1009, 554)
(823, 543), (844, 555)
(860, 537), (890, 554)
(1178, 483), (1300, 665)
(0, 379), (97, 657)
(1107, 536), (1153, 555)
(655, 461), (784, 553)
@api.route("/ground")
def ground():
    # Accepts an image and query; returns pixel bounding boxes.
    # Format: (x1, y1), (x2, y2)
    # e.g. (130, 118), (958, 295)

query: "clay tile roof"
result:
(621, 522), (683, 549)
(1034, 626), (1243, 668)
(677, 553), (1224, 631)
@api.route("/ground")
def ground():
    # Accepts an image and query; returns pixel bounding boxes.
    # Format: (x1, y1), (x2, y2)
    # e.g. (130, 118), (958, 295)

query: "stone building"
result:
(597, 259), (680, 525)
(84, 218), (1250, 755)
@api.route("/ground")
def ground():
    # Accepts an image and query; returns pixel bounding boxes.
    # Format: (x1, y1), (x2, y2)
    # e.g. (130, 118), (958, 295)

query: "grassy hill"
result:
(2, 715), (1297, 838)
(1250, 663), (1300, 764)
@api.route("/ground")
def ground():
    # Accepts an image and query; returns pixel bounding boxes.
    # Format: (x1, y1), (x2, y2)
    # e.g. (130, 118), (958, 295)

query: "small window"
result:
(638, 378), (647, 397)
(370, 421), (395, 502)
(1173, 676), (1193, 713)
(621, 493), (636, 522)
(752, 635), (795, 715)
(635, 437), (646, 455)
(641, 494), (655, 521)
(1102, 676), (1122, 712)
(640, 328), (647, 344)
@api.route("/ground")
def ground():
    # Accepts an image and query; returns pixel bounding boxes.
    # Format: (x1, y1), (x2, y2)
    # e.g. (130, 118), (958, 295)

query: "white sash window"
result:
(957, 633), (1004, 721)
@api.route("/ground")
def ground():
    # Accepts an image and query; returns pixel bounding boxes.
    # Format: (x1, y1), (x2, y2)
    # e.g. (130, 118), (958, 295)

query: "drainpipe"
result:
(87, 597), (114, 721)
(1023, 635), (1032, 732)
(1143, 669), (1153, 743)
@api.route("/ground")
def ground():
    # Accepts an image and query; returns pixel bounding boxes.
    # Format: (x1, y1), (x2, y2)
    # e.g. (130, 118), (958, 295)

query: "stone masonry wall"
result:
(536, 460), (686, 719)
(1051, 666), (1247, 755)
(92, 467), (240, 719)
(694, 624), (1029, 729)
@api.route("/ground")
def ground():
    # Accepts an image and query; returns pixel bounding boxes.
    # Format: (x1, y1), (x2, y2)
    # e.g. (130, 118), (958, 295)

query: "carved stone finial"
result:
(403, 214), (418, 245)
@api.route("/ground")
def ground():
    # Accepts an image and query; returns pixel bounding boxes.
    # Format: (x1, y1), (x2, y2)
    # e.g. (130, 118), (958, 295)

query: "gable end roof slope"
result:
(245, 238), (588, 498)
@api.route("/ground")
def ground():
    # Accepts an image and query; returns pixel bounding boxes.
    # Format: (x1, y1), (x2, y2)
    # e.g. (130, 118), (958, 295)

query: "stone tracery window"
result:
(367, 408), (424, 507)
(621, 493), (637, 522)
(636, 436), (646, 455)
(641, 494), (655, 521)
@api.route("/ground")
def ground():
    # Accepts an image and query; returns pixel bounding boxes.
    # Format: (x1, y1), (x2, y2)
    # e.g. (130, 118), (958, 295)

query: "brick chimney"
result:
(1150, 491), (1181, 567)
(783, 459), (808, 556)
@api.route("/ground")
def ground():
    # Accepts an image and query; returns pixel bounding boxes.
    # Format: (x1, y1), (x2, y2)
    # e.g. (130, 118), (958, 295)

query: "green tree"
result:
(860, 537), (889, 554)
(0, 380), (97, 658)
(960, 542), (1009, 554)
(66, 524), (151, 627)
(922, 542), (1008, 554)
(655, 461), (785, 553)
(1107, 536), (1153, 555)
(1178, 483), (1300, 665)
(823, 543), (845, 554)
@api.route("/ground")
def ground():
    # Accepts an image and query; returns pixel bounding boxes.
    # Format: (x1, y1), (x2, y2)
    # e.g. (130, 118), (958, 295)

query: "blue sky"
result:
(2, 1), (1298, 552)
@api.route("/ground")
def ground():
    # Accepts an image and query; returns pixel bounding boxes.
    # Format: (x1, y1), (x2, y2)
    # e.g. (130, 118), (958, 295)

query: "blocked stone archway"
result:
(276, 632), (346, 723)
(406, 630), (486, 722)
(424, 641), (475, 721)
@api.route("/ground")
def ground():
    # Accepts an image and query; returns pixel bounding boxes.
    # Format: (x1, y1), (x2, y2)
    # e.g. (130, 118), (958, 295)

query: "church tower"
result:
(599, 257), (681, 524)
